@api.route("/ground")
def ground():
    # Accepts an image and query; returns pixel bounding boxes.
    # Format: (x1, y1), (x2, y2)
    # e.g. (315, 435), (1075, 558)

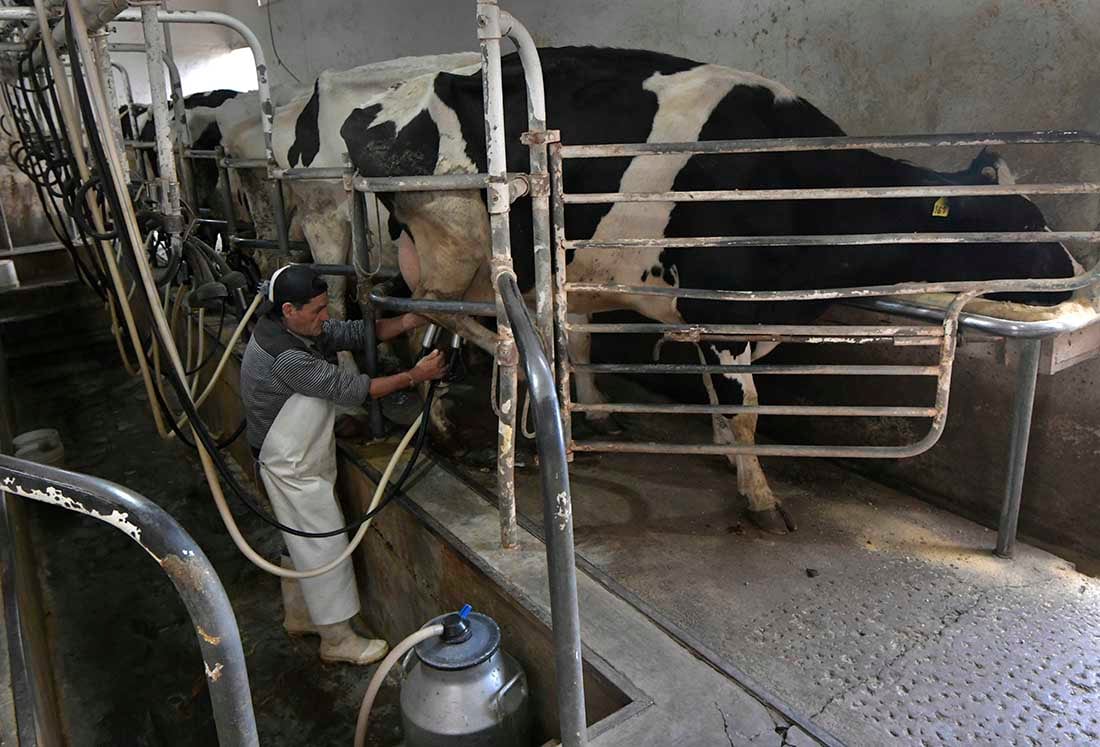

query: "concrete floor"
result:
(9, 345), (402, 746)
(447, 400), (1100, 746)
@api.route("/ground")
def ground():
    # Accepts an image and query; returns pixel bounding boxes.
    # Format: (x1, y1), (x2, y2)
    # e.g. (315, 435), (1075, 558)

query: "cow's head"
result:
(914, 149), (1077, 305)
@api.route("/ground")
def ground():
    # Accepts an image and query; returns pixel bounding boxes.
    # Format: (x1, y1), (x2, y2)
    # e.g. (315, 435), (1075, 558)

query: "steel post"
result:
(478, 0), (519, 551)
(994, 338), (1042, 559)
(350, 188), (384, 438)
(549, 141), (573, 456)
(89, 29), (129, 184)
(137, 0), (182, 255)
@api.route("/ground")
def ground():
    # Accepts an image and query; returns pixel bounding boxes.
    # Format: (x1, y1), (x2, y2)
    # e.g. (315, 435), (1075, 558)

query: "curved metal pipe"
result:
(0, 454), (258, 746)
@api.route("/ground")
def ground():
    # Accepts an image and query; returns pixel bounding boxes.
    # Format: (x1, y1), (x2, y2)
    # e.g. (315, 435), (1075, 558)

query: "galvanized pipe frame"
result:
(0, 454), (259, 746)
(549, 134), (1100, 457)
(552, 130), (1100, 562)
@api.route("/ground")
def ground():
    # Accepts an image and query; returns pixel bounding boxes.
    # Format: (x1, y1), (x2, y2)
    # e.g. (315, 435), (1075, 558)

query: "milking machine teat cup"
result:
(356, 604), (532, 747)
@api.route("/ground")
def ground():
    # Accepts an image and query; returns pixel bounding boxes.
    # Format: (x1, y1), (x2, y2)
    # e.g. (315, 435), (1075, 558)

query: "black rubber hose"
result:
(71, 176), (119, 241)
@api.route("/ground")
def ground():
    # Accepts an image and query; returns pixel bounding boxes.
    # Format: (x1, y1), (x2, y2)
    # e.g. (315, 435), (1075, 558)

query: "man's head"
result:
(269, 264), (329, 337)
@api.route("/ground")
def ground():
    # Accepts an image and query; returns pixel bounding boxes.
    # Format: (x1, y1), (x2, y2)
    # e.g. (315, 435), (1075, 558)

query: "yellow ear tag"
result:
(932, 196), (950, 218)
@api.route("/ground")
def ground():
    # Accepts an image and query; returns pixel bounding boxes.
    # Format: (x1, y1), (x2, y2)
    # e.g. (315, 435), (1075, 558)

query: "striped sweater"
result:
(240, 315), (372, 451)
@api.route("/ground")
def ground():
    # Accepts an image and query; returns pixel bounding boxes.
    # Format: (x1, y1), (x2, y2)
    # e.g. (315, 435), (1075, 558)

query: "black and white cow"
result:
(324, 46), (1075, 533)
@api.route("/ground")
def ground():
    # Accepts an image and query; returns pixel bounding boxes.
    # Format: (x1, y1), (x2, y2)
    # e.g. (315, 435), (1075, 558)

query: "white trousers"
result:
(258, 393), (360, 626)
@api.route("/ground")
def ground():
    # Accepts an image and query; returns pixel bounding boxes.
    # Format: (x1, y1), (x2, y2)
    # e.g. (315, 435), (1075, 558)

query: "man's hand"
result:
(410, 349), (447, 383)
(401, 313), (428, 332)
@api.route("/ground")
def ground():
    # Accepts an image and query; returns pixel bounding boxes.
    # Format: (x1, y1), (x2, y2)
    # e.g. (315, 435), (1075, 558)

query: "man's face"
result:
(283, 292), (329, 337)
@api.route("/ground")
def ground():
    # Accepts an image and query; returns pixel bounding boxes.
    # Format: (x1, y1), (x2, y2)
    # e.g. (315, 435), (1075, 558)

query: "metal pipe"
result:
(569, 322), (944, 338)
(138, 1), (182, 242)
(351, 172), (492, 192)
(572, 403), (939, 417)
(90, 30), (129, 184)
(498, 272), (588, 747)
(270, 179), (290, 252)
(549, 141), (573, 455)
(367, 292), (497, 317)
(558, 129), (1100, 159)
(222, 157), (269, 169)
(567, 230), (1100, 251)
(853, 297), (1100, 339)
(500, 10), (553, 356)
(113, 8), (275, 169)
(230, 237), (311, 251)
(274, 166), (348, 180)
(562, 182), (1100, 205)
(349, 189), (384, 438)
(0, 455), (259, 746)
(573, 363), (941, 376)
(478, 0), (520, 553)
(994, 338), (1042, 559)
(216, 147), (239, 251)
(565, 258), (1100, 303)
(0, 9), (39, 20)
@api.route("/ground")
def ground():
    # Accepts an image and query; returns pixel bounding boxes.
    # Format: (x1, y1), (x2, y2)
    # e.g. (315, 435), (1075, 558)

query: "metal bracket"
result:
(524, 173), (549, 198)
(521, 129), (561, 145)
(496, 335), (519, 367)
(509, 174), (533, 201)
(487, 176), (510, 215)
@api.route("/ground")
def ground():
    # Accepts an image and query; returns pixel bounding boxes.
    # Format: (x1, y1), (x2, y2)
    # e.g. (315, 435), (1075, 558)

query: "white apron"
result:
(258, 393), (359, 626)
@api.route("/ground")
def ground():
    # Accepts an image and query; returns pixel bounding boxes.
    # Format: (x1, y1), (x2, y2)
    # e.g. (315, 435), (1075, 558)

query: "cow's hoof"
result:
(585, 414), (623, 436)
(748, 506), (797, 535)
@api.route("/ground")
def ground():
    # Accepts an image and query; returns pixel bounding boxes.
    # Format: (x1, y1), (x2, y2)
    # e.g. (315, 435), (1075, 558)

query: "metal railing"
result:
(0, 454), (258, 746)
(550, 129), (1100, 559)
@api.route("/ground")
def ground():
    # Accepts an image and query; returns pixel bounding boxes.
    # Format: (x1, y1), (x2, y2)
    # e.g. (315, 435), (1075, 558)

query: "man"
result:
(240, 264), (446, 664)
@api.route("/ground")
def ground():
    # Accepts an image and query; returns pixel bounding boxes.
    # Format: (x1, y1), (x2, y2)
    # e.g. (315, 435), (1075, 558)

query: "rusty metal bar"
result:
(569, 321), (943, 337)
(549, 140), (573, 455)
(559, 130), (1100, 159)
(478, 0), (520, 554)
(274, 166), (348, 180)
(562, 182), (1100, 205)
(350, 172), (491, 193)
(566, 230), (1100, 251)
(572, 403), (940, 417)
(222, 157), (268, 169)
(573, 362), (940, 376)
(565, 261), (1100, 301)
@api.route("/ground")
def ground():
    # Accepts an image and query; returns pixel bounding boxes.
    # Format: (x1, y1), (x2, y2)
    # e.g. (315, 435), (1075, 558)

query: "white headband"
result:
(267, 264), (294, 303)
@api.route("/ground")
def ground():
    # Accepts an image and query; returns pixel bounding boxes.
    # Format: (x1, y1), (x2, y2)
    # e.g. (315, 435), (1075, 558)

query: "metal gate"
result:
(547, 132), (1100, 462)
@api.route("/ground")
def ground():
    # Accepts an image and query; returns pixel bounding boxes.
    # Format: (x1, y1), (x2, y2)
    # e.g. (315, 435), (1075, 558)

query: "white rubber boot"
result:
(316, 620), (389, 665)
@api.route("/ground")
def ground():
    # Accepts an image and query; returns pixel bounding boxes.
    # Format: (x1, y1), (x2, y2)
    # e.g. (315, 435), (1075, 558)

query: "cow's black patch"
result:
(184, 89), (240, 110)
(640, 270), (649, 282)
(342, 103), (440, 229)
(287, 80), (321, 168)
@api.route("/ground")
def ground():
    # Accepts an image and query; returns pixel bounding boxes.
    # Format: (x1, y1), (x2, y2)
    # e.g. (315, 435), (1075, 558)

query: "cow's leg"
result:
(699, 344), (792, 534)
(567, 313), (621, 435)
